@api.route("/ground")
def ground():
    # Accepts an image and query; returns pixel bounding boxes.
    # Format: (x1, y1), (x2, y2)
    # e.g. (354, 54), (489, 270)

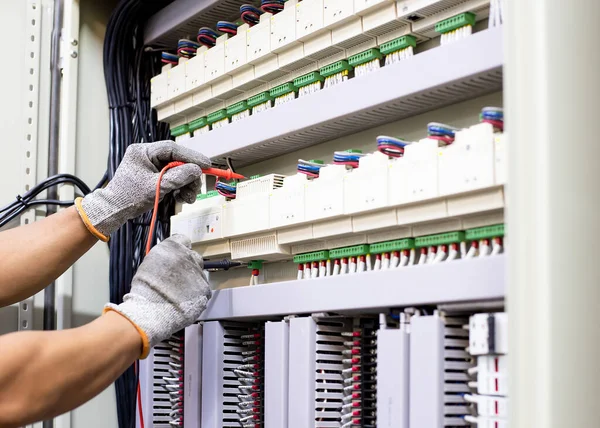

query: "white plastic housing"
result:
(305, 165), (347, 221)
(237, 174), (285, 200)
(170, 195), (226, 243)
(469, 312), (508, 355)
(223, 196), (270, 238)
(167, 64), (186, 101)
(494, 133), (507, 185)
(324, 0), (356, 27)
(476, 355), (508, 396)
(150, 73), (168, 108)
(296, 0), (325, 40)
(225, 26), (249, 74)
(438, 123), (495, 196)
(271, 0), (300, 52)
(404, 138), (440, 202)
(205, 37), (226, 82)
(230, 232), (291, 261)
(355, 0), (394, 14)
(185, 48), (206, 92)
(344, 151), (390, 214)
(247, 14), (273, 63)
(269, 174), (308, 228)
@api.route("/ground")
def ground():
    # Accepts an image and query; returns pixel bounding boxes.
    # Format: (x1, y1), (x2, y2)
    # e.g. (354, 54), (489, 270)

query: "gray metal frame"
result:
(200, 321), (225, 428)
(184, 324), (203, 428)
(181, 27), (503, 166)
(200, 256), (505, 321)
(265, 320), (290, 428)
(288, 317), (317, 428)
(377, 327), (410, 428)
(409, 316), (444, 428)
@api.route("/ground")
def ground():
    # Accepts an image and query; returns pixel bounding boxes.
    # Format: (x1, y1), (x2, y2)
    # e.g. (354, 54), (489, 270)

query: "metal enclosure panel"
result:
(288, 317), (317, 428)
(200, 256), (505, 320)
(265, 321), (290, 428)
(201, 321), (225, 428)
(181, 28), (503, 166)
(137, 349), (156, 428)
(377, 328), (410, 428)
(409, 316), (444, 428)
(184, 324), (203, 428)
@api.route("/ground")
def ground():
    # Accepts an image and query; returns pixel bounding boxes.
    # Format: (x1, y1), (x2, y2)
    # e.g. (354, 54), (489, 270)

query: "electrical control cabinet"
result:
(305, 165), (347, 222)
(225, 27), (249, 74)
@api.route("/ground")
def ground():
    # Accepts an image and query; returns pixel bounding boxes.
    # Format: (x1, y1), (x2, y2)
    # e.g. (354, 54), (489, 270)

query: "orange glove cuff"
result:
(75, 197), (110, 242)
(103, 307), (151, 359)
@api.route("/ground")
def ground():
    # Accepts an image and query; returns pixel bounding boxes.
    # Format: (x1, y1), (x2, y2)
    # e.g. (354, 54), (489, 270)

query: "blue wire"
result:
(333, 155), (362, 162)
(241, 4), (262, 13)
(216, 182), (236, 192)
(217, 21), (238, 32)
(161, 52), (178, 62)
(481, 111), (503, 120)
(376, 136), (410, 148)
(427, 125), (456, 137)
(298, 164), (321, 173)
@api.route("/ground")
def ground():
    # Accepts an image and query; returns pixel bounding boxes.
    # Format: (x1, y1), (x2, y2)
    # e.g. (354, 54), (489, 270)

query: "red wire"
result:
(139, 160), (185, 428)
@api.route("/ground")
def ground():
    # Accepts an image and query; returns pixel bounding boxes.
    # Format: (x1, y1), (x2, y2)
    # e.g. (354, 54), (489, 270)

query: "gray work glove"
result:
(76, 141), (211, 240)
(104, 234), (211, 358)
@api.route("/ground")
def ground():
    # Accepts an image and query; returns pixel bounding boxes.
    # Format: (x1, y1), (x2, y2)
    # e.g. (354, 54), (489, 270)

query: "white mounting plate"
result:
(200, 255), (505, 320)
(182, 27), (503, 167)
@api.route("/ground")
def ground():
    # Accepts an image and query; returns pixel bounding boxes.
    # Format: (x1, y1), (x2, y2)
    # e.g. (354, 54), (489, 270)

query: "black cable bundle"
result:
(103, 1), (171, 427)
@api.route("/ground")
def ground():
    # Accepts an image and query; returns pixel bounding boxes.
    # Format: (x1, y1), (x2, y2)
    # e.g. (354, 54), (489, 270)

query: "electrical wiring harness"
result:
(260, 0), (285, 14)
(480, 106), (504, 131)
(427, 122), (459, 146)
(104, 1), (172, 426)
(177, 39), (199, 59)
(297, 159), (324, 178)
(161, 51), (178, 65)
(333, 150), (365, 168)
(197, 27), (219, 48)
(0, 173), (101, 228)
(240, 4), (262, 26)
(217, 20), (239, 36)
(376, 135), (411, 158)
(216, 181), (237, 199)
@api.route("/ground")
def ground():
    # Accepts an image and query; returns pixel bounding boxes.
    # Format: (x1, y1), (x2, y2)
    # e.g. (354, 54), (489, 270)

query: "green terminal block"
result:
(170, 124), (189, 137)
(309, 159), (324, 164)
(249, 174), (260, 180)
(348, 48), (383, 67)
(293, 251), (330, 264)
(247, 260), (264, 270)
(435, 12), (476, 34)
(247, 91), (274, 108)
(465, 224), (505, 241)
(293, 71), (324, 88)
(319, 60), (354, 78)
(345, 149), (363, 154)
(369, 238), (415, 254)
(270, 82), (297, 98)
(379, 35), (417, 55)
(329, 244), (370, 259)
(415, 231), (466, 248)
(227, 100), (249, 116)
(197, 190), (220, 200)
(207, 109), (230, 125)
(188, 116), (208, 132)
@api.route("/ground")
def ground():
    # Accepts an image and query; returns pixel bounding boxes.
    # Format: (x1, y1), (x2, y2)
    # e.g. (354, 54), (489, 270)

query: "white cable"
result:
(349, 258), (357, 274)
(391, 252), (399, 268)
(333, 261), (341, 276)
(357, 257), (366, 273)
(466, 243), (478, 258)
(326, 259), (331, 276)
(382, 253), (390, 270)
(379, 313), (387, 330)
(399, 251), (409, 267)
(491, 239), (503, 255)
(464, 415), (479, 424)
(297, 267), (303, 280)
(447, 245), (459, 261)
(234, 369), (254, 377)
(432, 246), (447, 263)
(373, 256), (382, 271)
(418, 249), (427, 265)
(479, 240), (492, 257)
(319, 263), (326, 277)
(467, 366), (479, 376)
(311, 263), (319, 278)
(365, 254), (371, 271)
(249, 274), (254, 286)
(304, 263), (312, 279)
(341, 260), (348, 275)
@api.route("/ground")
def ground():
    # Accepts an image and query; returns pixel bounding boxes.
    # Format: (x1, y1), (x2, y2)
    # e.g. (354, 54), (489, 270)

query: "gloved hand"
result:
(104, 234), (211, 358)
(75, 141), (211, 241)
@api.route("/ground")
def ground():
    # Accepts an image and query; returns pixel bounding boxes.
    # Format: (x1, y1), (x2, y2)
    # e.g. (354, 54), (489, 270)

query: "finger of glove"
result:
(159, 164), (203, 198)
(147, 140), (212, 169)
(165, 233), (192, 249)
(174, 181), (201, 204)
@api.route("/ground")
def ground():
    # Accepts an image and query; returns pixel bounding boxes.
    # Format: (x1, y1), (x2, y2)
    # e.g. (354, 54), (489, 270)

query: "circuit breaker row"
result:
(171, 122), (505, 261)
(152, 0), (494, 126)
(140, 310), (508, 427)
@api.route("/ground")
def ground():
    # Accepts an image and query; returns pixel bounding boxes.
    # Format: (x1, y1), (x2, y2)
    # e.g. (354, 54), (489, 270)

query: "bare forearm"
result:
(0, 206), (97, 306)
(0, 312), (141, 427)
